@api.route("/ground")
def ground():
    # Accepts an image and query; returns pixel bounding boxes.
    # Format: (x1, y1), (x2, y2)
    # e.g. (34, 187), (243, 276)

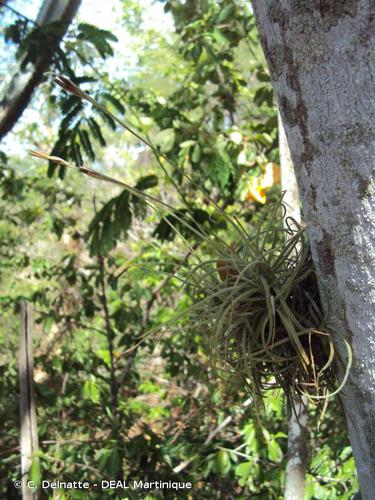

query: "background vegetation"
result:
(0, 1), (358, 498)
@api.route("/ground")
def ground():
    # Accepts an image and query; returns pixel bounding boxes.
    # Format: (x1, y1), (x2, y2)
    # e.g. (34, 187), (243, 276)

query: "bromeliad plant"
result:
(185, 203), (352, 410)
(30, 74), (351, 412)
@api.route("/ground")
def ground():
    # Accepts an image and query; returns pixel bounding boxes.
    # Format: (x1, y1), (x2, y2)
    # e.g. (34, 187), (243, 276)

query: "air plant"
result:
(30, 74), (352, 412)
(185, 202), (352, 410)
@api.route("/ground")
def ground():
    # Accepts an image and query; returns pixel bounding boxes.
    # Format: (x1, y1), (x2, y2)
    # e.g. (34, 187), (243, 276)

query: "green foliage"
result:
(153, 207), (225, 242)
(83, 376), (101, 403)
(47, 81), (122, 177)
(15, 20), (68, 68)
(29, 456), (42, 487)
(87, 190), (132, 255)
(87, 174), (157, 255)
(76, 23), (118, 58)
(4, 18), (28, 44)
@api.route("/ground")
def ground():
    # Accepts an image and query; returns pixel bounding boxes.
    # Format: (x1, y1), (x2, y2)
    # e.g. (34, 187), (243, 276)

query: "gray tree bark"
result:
(280, 114), (309, 500)
(252, 2), (375, 498)
(279, 113), (301, 225)
(0, 0), (81, 141)
(284, 402), (308, 500)
(19, 301), (38, 499)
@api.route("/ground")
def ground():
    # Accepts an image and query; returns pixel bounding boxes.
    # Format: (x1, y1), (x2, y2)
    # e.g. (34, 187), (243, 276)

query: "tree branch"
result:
(0, 0), (81, 140)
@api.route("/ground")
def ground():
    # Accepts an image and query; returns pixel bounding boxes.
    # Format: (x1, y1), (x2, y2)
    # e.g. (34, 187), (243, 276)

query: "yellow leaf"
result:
(261, 162), (280, 189)
(246, 184), (267, 204)
(245, 163), (280, 204)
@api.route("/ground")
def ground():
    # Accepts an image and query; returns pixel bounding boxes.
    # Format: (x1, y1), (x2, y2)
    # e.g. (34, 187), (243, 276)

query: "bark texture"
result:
(279, 113), (301, 224)
(252, 2), (375, 497)
(19, 301), (38, 499)
(284, 402), (308, 500)
(0, 0), (81, 141)
(280, 115), (308, 500)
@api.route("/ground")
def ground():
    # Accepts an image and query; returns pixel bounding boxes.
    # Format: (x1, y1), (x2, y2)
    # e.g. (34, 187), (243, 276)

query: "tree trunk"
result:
(0, 0), (81, 141)
(252, 2), (375, 498)
(280, 114), (309, 500)
(284, 401), (308, 500)
(19, 301), (38, 499)
(279, 113), (301, 224)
